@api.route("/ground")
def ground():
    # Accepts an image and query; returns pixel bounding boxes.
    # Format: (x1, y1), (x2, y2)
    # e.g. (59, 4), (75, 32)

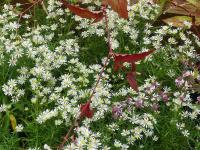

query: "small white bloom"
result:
(15, 124), (24, 132)
(0, 104), (7, 112)
(182, 130), (190, 137)
(153, 136), (158, 141)
(183, 21), (192, 28)
(44, 144), (52, 150)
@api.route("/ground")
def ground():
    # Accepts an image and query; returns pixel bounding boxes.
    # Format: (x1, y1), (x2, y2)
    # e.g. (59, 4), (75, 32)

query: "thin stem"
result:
(104, 5), (113, 54)
(18, 0), (43, 23)
(58, 4), (113, 150)
(87, 6), (112, 102)
(58, 118), (79, 150)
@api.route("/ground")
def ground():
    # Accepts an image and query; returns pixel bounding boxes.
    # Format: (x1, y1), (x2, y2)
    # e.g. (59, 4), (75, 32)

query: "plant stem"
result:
(18, 0), (43, 23)
(58, 3), (112, 150)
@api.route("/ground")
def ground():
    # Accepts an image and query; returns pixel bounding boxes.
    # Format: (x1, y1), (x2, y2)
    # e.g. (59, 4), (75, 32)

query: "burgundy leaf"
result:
(115, 50), (154, 63)
(60, 0), (104, 22)
(92, 12), (104, 23)
(114, 61), (124, 72)
(127, 71), (138, 92)
(80, 102), (94, 118)
(113, 50), (154, 91)
(103, 0), (128, 19)
(114, 50), (154, 71)
(131, 62), (136, 72)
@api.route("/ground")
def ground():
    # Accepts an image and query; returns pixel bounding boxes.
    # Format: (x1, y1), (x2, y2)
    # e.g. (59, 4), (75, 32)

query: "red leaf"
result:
(80, 102), (94, 118)
(114, 61), (123, 72)
(115, 50), (154, 63)
(131, 62), (136, 72)
(113, 50), (154, 91)
(127, 71), (138, 92)
(103, 0), (128, 19)
(92, 13), (104, 23)
(60, 0), (104, 22)
(114, 50), (154, 71)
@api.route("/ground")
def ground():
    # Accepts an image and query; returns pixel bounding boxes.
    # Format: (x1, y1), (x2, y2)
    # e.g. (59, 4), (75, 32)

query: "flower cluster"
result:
(0, 0), (199, 149)
(65, 126), (103, 150)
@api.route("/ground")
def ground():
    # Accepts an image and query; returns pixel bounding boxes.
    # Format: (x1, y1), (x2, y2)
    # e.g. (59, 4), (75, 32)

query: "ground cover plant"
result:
(0, 0), (200, 149)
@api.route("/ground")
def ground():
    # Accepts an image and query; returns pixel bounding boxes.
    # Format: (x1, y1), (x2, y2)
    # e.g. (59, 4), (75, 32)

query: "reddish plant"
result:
(57, 0), (155, 149)
(80, 102), (94, 118)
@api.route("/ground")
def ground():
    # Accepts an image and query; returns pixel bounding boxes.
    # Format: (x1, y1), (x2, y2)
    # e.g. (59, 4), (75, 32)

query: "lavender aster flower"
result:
(197, 96), (200, 104)
(160, 92), (169, 103)
(152, 103), (159, 111)
(112, 105), (123, 119)
(135, 99), (144, 108)
(175, 77), (184, 87)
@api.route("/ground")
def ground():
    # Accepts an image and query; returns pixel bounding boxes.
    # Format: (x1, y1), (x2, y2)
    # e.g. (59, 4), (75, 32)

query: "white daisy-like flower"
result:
(15, 124), (24, 132)
(0, 104), (7, 112)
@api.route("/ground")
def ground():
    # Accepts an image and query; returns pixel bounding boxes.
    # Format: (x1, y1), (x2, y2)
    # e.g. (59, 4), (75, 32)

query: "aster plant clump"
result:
(0, 0), (200, 150)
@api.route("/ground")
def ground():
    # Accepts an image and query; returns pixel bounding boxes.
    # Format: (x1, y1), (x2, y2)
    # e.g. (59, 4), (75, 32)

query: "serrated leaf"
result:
(10, 114), (17, 132)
